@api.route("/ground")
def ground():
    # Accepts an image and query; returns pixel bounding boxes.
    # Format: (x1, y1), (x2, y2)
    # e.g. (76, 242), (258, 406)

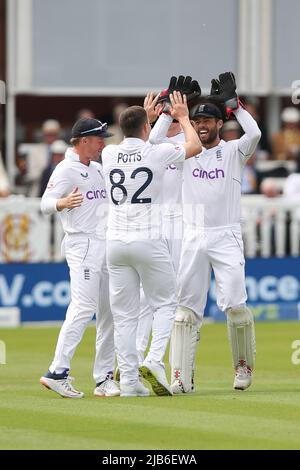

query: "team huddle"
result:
(39, 72), (261, 398)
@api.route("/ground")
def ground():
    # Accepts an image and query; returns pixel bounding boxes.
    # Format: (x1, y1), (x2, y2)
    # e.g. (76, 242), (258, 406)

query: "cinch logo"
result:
(166, 164), (178, 170)
(192, 168), (225, 179)
(86, 189), (107, 200)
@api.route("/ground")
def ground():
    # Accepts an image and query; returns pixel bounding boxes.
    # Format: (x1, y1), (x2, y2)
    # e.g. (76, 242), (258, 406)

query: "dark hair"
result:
(119, 106), (148, 138)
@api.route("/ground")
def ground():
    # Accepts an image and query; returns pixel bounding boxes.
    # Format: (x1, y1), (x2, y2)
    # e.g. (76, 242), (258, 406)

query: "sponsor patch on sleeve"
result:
(47, 180), (55, 190)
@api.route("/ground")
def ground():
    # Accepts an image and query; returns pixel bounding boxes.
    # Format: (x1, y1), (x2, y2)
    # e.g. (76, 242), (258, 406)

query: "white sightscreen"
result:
(29, 0), (238, 93)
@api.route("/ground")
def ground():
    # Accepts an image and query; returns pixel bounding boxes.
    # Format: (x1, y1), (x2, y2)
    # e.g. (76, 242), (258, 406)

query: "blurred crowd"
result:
(1, 99), (300, 201)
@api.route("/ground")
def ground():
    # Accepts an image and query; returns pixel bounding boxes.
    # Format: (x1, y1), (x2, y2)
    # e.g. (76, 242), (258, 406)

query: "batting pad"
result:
(170, 307), (199, 393)
(226, 305), (256, 370)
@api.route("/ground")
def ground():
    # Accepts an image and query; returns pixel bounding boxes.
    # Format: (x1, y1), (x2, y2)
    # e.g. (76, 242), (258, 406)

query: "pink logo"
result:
(192, 168), (225, 179)
(86, 189), (107, 200)
(47, 181), (55, 189)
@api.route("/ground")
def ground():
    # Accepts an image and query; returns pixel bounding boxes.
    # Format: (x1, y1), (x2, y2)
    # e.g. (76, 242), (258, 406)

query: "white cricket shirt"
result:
(149, 113), (185, 217)
(183, 107), (261, 228)
(41, 148), (107, 238)
(102, 137), (186, 240)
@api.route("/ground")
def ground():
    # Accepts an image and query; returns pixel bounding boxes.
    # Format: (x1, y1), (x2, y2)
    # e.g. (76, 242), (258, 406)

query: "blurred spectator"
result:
(271, 107), (300, 161)
(221, 120), (257, 194)
(244, 97), (271, 157)
(77, 108), (95, 120)
(17, 119), (63, 196)
(260, 178), (282, 198)
(220, 119), (241, 141)
(0, 151), (10, 197)
(242, 158), (257, 194)
(105, 103), (128, 145)
(34, 118), (62, 143)
(63, 109), (96, 142)
(39, 139), (68, 196)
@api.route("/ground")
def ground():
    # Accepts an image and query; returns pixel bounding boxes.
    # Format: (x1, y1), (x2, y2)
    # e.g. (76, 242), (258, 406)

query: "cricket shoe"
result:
(234, 360), (253, 391)
(115, 366), (143, 383)
(120, 381), (150, 397)
(171, 370), (195, 394)
(94, 374), (120, 397)
(40, 370), (84, 398)
(139, 361), (172, 396)
(171, 379), (185, 394)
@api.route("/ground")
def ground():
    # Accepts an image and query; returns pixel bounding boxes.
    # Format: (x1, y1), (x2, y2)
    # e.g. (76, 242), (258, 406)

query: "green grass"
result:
(0, 322), (300, 450)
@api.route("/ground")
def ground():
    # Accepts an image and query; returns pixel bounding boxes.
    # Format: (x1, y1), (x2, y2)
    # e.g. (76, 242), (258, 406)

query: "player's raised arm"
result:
(169, 91), (202, 158)
(144, 92), (162, 125)
(208, 72), (261, 161)
(234, 107), (262, 161)
(148, 76), (201, 145)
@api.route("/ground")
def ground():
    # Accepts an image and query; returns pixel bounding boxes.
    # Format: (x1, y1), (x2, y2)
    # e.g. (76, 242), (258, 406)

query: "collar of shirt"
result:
(122, 137), (146, 147)
(65, 147), (92, 167)
(197, 139), (226, 158)
(65, 147), (80, 161)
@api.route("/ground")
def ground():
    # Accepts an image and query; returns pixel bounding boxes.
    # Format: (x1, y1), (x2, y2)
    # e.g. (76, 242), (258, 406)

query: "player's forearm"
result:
(234, 107), (261, 158)
(149, 114), (173, 144)
(180, 117), (202, 158)
(40, 195), (59, 215)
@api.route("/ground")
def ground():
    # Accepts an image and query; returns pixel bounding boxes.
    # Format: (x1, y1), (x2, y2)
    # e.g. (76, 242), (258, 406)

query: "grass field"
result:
(0, 322), (300, 450)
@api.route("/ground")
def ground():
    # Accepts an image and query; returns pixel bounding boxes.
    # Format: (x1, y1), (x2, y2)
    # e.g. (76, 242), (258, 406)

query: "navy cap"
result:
(71, 118), (113, 138)
(191, 103), (223, 120)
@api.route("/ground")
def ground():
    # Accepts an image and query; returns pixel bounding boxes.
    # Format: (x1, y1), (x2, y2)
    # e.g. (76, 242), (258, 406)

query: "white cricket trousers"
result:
(49, 234), (115, 383)
(136, 236), (182, 365)
(107, 238), (177, 386)
(178, 224), (247, 326)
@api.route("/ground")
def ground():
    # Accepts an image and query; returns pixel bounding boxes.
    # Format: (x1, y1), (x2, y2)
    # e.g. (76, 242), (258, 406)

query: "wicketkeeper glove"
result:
(157, 75), (201, 112)
(207, 72), (240, 116)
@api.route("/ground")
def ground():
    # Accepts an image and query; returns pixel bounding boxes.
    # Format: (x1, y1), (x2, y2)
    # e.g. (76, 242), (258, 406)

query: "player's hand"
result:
(56, 187), (84, 211)
(207, 72), (239, 114)
(143, 92), (163, 123)
(157, 76), (201, 104)
(169, 91), (189, 122)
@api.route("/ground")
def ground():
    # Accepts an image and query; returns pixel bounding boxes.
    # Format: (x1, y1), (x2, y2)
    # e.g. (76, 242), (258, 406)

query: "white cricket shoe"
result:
(171, 374), (195, 394)
(115, 366), (143, 383)
(139, 361), (173, 396)
(94, 378), (120, 397)
(40, 375), (84, 398)
(171, 379), (184, 394)
(120, 381), (150, 397)
(234, 361), (253, 391)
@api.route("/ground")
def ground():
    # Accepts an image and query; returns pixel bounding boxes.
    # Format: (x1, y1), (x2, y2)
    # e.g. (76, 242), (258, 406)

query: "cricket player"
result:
(102, 91), (201, 397)
(40, 118), (119, 398)
(171, 72), (261, 394)
(135, 93), (187, 366)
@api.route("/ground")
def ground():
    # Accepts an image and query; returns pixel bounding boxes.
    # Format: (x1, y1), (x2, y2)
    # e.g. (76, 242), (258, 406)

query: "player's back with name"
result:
(102, 139), (186, 236)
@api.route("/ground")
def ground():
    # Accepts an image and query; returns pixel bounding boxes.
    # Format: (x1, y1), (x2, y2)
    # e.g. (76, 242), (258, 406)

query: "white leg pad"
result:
(170, 306), (199, 393)
(226, 304), (256, 370)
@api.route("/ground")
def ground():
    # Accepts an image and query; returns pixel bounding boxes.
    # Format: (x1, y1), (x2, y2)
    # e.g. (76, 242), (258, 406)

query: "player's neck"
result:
(73, 147), (90, 166)
(204, 137), (221, 150)
(79, 155), (91, 166)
